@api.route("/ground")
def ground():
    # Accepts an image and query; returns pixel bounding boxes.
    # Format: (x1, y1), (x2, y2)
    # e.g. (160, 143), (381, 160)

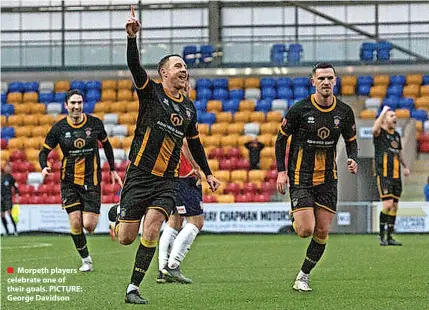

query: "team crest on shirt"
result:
(391, 141), (398, 148)
(186, 109), (192, 119)
(333, 116), (341, 128)
(85, 127), (92, 137)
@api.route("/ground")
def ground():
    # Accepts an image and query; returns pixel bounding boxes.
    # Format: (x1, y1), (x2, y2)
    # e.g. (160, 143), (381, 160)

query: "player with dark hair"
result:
(108, 6), (220, 304)
(372, 106), (410, 246)
(275, 62), (358, 292)
(1, 161), (19, 236)
(39, 89), (122, 272)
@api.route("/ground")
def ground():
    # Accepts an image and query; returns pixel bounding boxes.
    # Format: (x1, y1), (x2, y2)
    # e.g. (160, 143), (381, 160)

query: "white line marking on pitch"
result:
(1, 243), (53, 250)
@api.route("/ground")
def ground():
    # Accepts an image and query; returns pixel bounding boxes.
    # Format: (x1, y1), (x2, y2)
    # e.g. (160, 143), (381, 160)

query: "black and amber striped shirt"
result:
(42, 114), (108, 186)
(278, 95), (357, 187)
(373, 128), (402, 179)
(127, 38), (199, 178)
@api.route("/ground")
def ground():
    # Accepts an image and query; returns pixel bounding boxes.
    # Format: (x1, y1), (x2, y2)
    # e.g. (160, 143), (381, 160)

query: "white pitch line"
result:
(1, 243), (53, 250)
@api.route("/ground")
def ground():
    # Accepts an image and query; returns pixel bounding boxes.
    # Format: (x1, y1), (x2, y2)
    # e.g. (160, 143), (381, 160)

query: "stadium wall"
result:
(2, 202), (428, 235)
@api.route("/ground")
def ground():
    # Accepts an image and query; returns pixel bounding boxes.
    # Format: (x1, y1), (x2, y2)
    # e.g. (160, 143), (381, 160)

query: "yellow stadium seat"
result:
(189, 89), (197, 101)
(416, 121), (423, 132)
(119, 113), (136, 125)
(13, 104), (27, 114)
(257, 134), (273, 147)
(121, 136), (133, 150)
(23, 92), (38, 103)
(25, 149), (39, 162)
(55, 114), (66, 122)
(248, 170), (266, 183)
(94, 101), (111, 113)
(92, 113), (105, 120)
(395, 109), (410, 119)
(127, 124), (135, 136)
(132, 91), (138, 100)
(102, 80), (118, 90)
(208, 159), (219, 171)
(250, 112), (266, 123)
(228, 78), (244, 90)
(109, 137), (122, 149)
(233, 111), (251, 123)
(32, 126), (46, 137)
(204, 146), (215, 157)
(373, 75), (390, 86)
(369, 86), (387, 98)
(210, 123), (228, 136)
(239, 100), (255, 112)
(197, 123), (209, 136)
(1, 115), (6, 127)
(7, 92), (22, 103)
(341, 85), (356, 96)
(110, 101), (128, 113)
(23, 114), (40, 126)
(341, 75), (357, 86)
(7, 115), (24, 126)
(220, 135), (239, 147)
(55, 80), (70, 93)
(2, 150), (10, 161)
(227, 122), (245, 135)
(266, 111), (282, 123)
(415, 97), (429, 110)
(31, 160), (42, 172)
(117, 79), (132, 90)
(39, 115), (55, 126)
(403, 85), (420, 98)
(6, 138), (24, 150)
(359, 109), (377, 119)
(406, 74), (423, 85)
(117, 90), (132, 101)
(127, 101), (139, 112)
(101, 89), (117, 101)
(259, 157), (273, 170)
(30, 103), (46, 114)
(244, 77), (260, 89)
(216, 112), (233, 123)
(260, 122), (279, 135)
(231, 170), (248, 183)
(260, 147), (274, 158)
(206, 100), (223, 113)
(15, 126), (33, 138)
(421, 86), (429, 97)
(237, 135), (253, 146)
(203, 135), (221, 147)
(215, 170), (231, 183)
(24, 138), (41, 150)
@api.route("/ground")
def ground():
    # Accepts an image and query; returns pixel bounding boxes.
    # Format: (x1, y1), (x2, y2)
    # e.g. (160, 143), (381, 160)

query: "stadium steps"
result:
(402, 159), (428, 201)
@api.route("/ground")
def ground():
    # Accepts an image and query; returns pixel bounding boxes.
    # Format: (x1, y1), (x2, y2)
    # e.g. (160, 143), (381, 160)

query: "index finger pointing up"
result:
(130, 5), (135, 17)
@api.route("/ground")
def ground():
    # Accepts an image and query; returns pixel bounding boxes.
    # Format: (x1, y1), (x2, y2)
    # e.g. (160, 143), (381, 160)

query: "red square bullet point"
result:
(7, 267), (14, 274)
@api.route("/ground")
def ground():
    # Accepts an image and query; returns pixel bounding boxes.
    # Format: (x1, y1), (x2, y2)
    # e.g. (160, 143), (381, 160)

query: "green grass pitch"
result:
(1, 234), (428, 310)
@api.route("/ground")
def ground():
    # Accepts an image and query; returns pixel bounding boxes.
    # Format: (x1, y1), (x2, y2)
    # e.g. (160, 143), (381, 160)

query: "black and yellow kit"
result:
(40, 114), (115, 214)
(373, 128), (402, 200)
(120, 37), (210, 221)
(276, 95), (358, 213)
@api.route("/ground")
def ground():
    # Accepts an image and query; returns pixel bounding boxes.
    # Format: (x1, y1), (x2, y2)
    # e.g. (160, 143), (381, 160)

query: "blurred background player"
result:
(39, 89), (122, 272)
(244, 136), (265, 170)
(372, 106), (410, 246)
(1, 161), (19, 236)
(157, 139), (203, 284)
(275, 62), (358, 292)
(108, 6), (220, 304)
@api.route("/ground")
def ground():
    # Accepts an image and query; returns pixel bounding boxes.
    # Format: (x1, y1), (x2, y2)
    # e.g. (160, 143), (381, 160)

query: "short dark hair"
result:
(157, 54), (184, 77)
(65, 89), (84, 103)
(312, 62), (336, 75)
